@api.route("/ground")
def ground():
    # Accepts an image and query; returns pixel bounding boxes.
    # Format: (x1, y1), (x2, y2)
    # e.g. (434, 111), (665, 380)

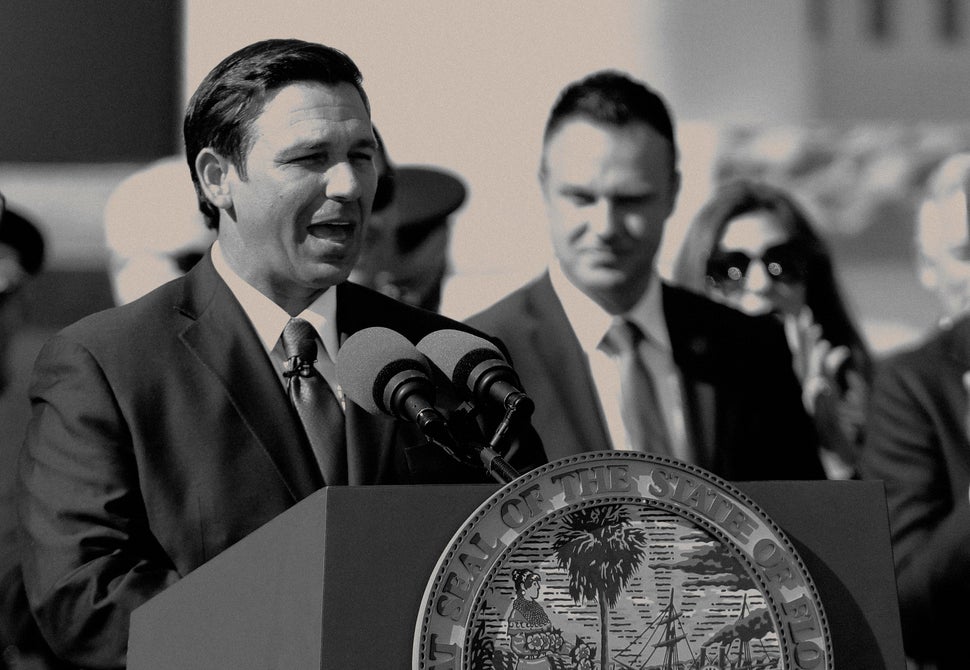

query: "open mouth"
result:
(308, 220), (356, 241)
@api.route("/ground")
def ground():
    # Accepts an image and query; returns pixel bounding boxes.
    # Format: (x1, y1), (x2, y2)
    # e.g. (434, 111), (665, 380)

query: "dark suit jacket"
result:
(17, 254), (520, 669)
(860, 316), (970, 669)
(467, 273), (823, 481)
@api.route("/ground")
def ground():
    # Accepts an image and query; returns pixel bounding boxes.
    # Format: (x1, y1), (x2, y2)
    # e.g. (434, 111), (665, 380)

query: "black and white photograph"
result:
(1, 2), (967, 668)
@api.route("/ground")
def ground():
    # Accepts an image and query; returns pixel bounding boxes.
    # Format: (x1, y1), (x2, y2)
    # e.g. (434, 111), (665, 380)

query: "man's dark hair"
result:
(541, 70), (677, 172)
(183, 38), (370, 229)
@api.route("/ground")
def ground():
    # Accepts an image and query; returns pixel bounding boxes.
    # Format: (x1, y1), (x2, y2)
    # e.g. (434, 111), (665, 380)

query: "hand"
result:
(784, 307), (850, 415)
(785, 308), (868, 472)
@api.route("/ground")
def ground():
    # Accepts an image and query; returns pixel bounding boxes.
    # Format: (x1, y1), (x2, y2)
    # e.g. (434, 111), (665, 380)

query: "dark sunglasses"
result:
(706, 243), (809, 289)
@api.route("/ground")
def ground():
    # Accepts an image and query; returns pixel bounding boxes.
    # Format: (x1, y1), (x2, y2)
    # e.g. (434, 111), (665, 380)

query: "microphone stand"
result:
(441, 402), (521, 485)
(477, 443), (520, 485)
(487, 392), (533, 453)
(478, 391), (535, 485)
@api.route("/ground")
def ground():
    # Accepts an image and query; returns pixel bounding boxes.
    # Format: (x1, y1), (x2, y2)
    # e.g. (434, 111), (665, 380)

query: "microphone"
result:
(335, 327), (458, 457)
(416, 329), (535, 418)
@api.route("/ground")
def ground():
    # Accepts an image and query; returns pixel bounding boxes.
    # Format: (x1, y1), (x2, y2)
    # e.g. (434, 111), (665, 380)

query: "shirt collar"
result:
(549, 261), (611, 352)
(628, 271), (671, 352)
(210, 241), (339, 360)
(549, 260), (670, 353)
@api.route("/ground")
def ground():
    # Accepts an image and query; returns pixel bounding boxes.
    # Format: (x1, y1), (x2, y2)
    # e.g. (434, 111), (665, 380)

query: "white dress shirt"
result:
(549, 262), (692, 462)
(211, 241), (344, 409)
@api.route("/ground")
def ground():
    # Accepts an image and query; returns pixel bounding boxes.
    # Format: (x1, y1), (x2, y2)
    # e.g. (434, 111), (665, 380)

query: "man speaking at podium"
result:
(469, 71), (823, 481)
(16, 39), (531, 669)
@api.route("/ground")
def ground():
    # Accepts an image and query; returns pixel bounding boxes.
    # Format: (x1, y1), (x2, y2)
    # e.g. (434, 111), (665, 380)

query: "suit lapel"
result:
(680, 378), (718, 470)
(335, 282), (398, 483)
(343, 402), (396, 484)
(176, 255), (324, 500)
(943, 318), (970, 372)
(526, 274), (612, 458)
(942, 319), (970, 452)
(662, 285), (719, 470)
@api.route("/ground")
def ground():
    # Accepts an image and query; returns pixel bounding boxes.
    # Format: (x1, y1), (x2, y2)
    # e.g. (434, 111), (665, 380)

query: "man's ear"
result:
(195, 148), (234, 211)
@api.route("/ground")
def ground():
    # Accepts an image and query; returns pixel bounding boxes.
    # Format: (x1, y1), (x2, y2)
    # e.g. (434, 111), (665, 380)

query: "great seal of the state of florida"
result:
(413, 451), (831, 670)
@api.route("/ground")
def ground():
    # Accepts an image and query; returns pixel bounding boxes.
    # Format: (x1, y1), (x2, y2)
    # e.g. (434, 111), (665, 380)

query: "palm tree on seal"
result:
(552, 504), (648, 670)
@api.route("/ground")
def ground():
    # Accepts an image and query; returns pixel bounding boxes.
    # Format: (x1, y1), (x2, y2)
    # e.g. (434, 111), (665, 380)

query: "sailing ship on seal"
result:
(614, 592), (779, 670)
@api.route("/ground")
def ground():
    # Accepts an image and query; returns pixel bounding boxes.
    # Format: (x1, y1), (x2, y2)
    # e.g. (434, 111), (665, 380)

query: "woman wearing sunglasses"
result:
(673, 179), (872, 479)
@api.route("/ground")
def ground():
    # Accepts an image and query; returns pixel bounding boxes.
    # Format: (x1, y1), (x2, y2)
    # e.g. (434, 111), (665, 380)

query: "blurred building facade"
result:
(812, 0), (970, 123)
(643, 1), (970, 125)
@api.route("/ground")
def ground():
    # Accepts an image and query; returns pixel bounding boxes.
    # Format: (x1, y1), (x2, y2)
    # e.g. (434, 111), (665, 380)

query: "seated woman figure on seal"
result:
(499, 568), (572, 669)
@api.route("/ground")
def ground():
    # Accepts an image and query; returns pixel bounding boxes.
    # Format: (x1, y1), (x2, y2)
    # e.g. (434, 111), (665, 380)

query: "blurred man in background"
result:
(103, 156), (215, 306)
(915, 152), (970, 324)
(349, 131), (466, 312)
(861, 153), (970, 670)
(0, 195), (44, 393)
(0, 194), (64, 669)
(468, 70), (822, 480)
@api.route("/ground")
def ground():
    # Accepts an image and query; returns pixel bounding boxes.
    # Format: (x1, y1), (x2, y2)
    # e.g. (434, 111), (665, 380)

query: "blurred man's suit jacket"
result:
(861, 314), (970, 670)
(468, 272), (824, 481)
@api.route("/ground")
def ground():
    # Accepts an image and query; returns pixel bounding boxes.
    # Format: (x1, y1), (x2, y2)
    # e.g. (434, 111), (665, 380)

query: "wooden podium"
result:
(127, 481), (906, 669)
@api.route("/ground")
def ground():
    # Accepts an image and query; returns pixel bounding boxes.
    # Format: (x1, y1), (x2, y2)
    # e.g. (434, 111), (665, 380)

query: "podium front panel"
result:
(128, 480), (904, 669)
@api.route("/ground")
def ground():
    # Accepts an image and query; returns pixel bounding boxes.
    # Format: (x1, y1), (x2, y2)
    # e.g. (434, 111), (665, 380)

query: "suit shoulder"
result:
(663, 283), (781, 340)
(48, 277), (188, 355)
(877, 319), (968, 380)
(663, 283), (746, 320)
(662, 284), (793, 382)
(466, 276), (546, 334)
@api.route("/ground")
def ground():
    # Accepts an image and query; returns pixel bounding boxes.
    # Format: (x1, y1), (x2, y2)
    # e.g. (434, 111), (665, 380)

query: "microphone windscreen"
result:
(336, 326), (430, 415)
(416, 329), (507, 387)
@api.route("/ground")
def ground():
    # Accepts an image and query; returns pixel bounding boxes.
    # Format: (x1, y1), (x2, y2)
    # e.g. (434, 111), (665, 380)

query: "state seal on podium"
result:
(414, 452), (832, 670)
